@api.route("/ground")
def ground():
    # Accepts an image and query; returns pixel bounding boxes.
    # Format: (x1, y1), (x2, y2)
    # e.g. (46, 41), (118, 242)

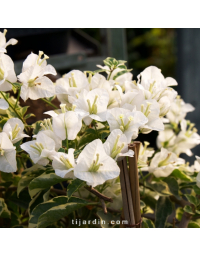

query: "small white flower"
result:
(55, 70), (89, 104)
(52, 111), (82, 141)
(0, 53), (17, 92)
(0, 29), (18, 53)
(74, 88), (109, 125)
(156, 128), (176, 149)
(106, 107), (148, 142)
(96, 65), (133, 87)
(103, 129), (134, 161)
(89, 73), (110, 90)
(0, 132), (17, 173)
(74, 139), (120, 187)
(172, 120), (200, 156)
(18, 51), (57, 101)
(34, 118), (62, 151)
(166, 96), (195, 124)
(52, 149), (76, 179)
(137, 66), (177, 88)
(139, 141), (155, 168)
(3, 118), (29, 144)
(139, 99), (164, 133)
(146, 148), (179, 178)
(21, 132), (56, 166)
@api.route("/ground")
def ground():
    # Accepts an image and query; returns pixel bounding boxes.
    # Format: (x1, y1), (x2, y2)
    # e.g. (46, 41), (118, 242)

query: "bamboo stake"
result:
(122, 158), (135, 227)
(134, 141), (141, 158)
(119, 159), (135, 228)
(119, 161), (130, 227)
(128, 142), (142, 228)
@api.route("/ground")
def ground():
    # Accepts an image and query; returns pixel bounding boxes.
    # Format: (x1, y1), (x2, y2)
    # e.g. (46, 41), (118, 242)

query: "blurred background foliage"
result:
(126, 28), (176, 77)
(82, 28), (177, 78)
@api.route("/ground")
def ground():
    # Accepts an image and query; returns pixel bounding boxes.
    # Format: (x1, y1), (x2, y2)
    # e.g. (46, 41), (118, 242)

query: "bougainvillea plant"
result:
(0, 29), (200, 228)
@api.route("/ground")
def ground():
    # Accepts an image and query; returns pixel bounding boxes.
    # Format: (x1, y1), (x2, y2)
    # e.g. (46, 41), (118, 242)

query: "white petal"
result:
(43, 64), (57, 76)
(0, 98), (8, 110)
(0, 150), (17, 173)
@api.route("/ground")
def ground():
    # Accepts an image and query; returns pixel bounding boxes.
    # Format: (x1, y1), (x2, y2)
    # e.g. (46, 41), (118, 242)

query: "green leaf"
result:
(67, 179), (86, 199)
(147, 181), (171, 196)
(28, 172), (67, 198)
(183, 205), (195, 215)
(142, 218), (155, 228)
(30, 196), (91, 228)
(29, 196), (69, 228)
(171, 169), (193, 182)
(12, 82), (22, 89)
(28, 189), (50, 215)
(0, 198), (11, 218)
(195, 209), (200, 214)
(38, 202), (88, 228)
(93, 69), (108, 74)
(188, 221), (200, 228)
(142, 194), (157, 210)
(194, 185), (200, 195)
(185, 194), (199, 206)
(74, 149), (82, 158)
(58, 148), (65, 153)
(9, 190), (31, 209)
(0, 172), (13, 182)
(163, 177), (181, 200)
(140, 200), (146, 210)
(113, 69), (132, 80)
(96, 210), (120, 228)
(103, 57), (117, 68)
(10, 212), (20, 227)
(118, 60), (127, 65)
(47, 96), (56, 102)
(17, 165), (45, 196)
(78, 133), (98, 149)
(32, 120), (43, 135)
(117, 64), (127, 69)
(155, 197), (173, 228)
(0, 117), (8, 129)
(24, 113), (35, 119)
(18, 106), (29, 117)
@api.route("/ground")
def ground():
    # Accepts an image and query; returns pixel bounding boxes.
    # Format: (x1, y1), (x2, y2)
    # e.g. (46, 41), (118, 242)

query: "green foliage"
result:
(0, 198), (11, 218)
(142, 218), (155, 228)
(171, 169), (193, 182)
(126, 28), (176, 77)
(155, 197), (173, 228)
(29, 196), (92, 228)
(28, 171), (68, 198)
(67, 179), (86, 199)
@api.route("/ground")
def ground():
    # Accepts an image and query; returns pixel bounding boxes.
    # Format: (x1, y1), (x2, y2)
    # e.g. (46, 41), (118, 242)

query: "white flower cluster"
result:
(156, 97), (200, 157)
(141, 95), (200, 179)
(0, 33), (194, 188)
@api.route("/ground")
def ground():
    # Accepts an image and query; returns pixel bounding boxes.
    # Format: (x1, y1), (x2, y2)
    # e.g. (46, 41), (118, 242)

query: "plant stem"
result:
(60, 182), (65, 191)
(14, 87), (21, 109)
(143, 172), (152, 181)
(65, 128), (68, 153)
(0, 92), (28, 132)
(41, 98), (57, 109)
(107, 69), (114, 80)
(139, 169), (146, 195)
(84, 186), (113, 202)
(178, 212), (191, 228)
